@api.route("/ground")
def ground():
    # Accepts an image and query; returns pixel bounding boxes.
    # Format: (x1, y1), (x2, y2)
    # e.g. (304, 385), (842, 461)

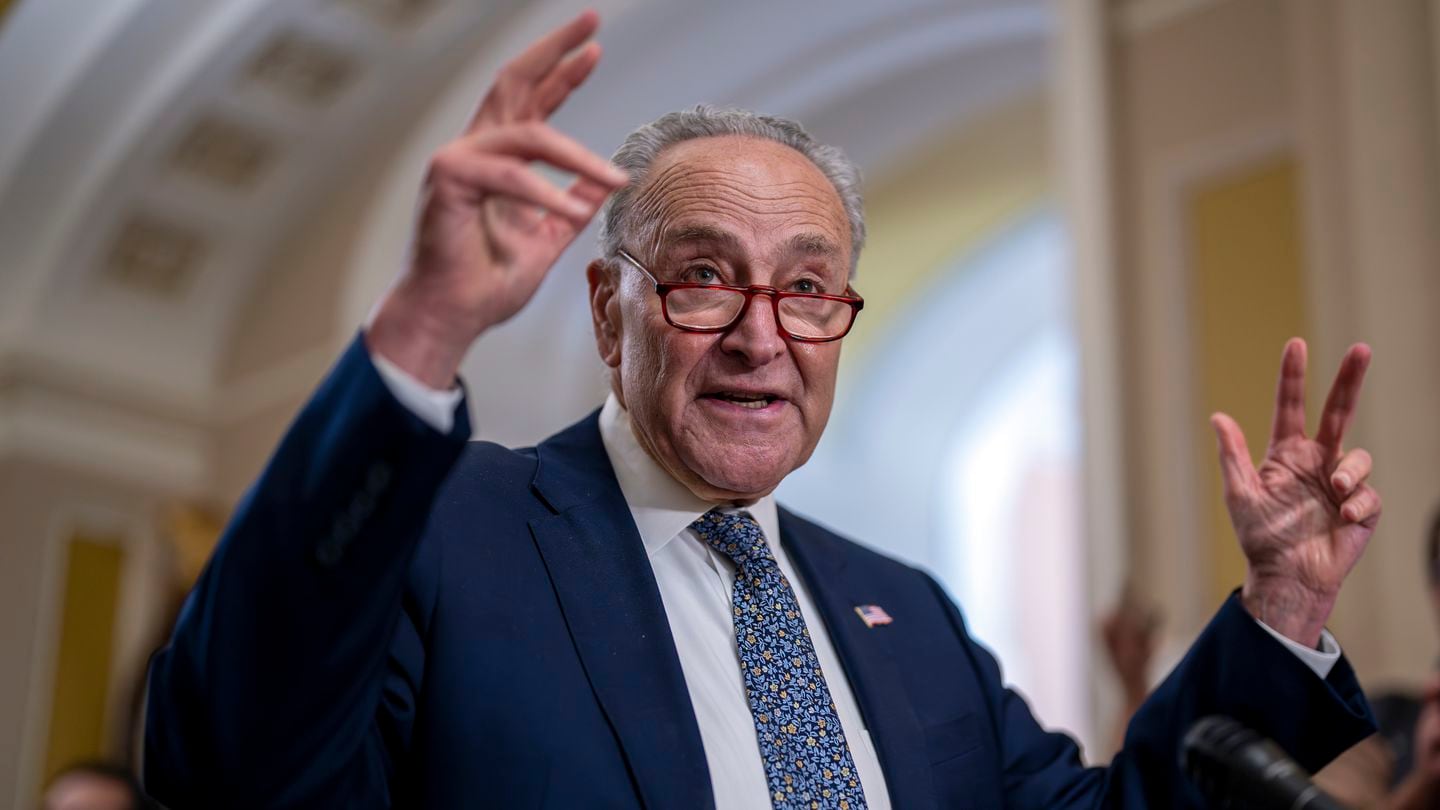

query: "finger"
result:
(1330, 447), (1372, 496)
(430, 149), (591, 223)
(1269, 337), (1308, 444)
(470, 10), (600, 128)
(468, 122), (628, 188)
(1210, 412), (1257, 496)
(568, 175), (614, 209)
(541, 177), (616, 243)
(1338, 484), (1381, 525)
(533, 41), (602, 119)
(1315, 343), (1372, 452)
(506, 9), (599, 82)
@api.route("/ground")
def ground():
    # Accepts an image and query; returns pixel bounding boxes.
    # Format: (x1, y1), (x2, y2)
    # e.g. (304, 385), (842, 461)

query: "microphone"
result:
(1181, 715), (1348, 809)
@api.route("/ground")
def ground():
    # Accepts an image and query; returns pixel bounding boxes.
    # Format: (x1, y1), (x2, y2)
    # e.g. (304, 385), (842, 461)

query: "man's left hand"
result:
(1211, 338), (1381, 648)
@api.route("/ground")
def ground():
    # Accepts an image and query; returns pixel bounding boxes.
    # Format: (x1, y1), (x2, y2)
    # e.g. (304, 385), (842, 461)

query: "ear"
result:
(587, 258), (622, 368)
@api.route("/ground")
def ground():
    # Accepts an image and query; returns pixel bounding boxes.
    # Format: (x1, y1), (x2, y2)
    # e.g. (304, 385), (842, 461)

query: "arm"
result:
(142, 12), (629, 807)
(933, 576), (1373, 809)
(143, 340), (467, 807)
(967, 341), (1384, 806)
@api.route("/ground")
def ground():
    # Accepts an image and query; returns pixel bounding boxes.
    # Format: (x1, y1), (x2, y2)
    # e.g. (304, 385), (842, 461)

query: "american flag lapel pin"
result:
(854, 604), (893, 628)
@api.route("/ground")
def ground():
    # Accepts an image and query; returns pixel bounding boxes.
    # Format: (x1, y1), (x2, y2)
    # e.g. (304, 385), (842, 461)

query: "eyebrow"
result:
(786, 232), (841, 259)
(659, 225), (740, 252)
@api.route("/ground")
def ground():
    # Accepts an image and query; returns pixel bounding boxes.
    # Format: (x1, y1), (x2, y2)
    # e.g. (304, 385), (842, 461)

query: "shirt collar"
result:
(598, 393), (781, 558)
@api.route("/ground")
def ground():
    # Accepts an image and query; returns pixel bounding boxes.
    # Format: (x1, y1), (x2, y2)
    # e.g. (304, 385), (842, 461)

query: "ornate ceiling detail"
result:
(245, 30), (360, 107)
(336, 0), (444, 30)
(103, 214), (208, 298)
(167, 115), (277, 191)
(0, 0), (1049, 490)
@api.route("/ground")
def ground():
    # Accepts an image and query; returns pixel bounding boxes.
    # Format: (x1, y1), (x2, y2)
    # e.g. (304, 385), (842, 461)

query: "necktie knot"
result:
(690, 509), (773, 570)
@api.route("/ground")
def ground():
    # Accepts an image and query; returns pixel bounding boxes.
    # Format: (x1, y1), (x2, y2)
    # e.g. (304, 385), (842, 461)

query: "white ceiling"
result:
(0, 0), (1050, 484)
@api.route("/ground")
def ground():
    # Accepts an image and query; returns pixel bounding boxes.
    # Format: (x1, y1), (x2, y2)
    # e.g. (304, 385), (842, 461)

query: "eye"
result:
(682, 264), (722, 285)
(792, 278), (822, 294)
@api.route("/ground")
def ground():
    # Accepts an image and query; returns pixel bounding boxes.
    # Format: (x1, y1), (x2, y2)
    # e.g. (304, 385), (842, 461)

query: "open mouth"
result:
(701, 391), (784, 410)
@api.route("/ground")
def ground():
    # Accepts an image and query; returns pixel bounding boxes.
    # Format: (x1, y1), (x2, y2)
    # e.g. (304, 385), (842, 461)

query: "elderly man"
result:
(144, 12), (1382, 809)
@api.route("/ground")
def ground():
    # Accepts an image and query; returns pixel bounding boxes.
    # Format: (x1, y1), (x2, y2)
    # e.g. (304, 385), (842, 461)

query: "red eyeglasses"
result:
(616, 249), (864, 343)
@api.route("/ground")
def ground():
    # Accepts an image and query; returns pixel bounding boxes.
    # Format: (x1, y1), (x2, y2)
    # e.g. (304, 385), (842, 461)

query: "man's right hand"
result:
(367, 10), (629, 390)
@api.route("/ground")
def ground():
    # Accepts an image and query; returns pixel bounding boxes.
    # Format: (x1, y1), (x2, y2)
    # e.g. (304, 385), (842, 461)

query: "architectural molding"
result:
(1144, 119), (1294, 632)
(1055, 0), (1123, 761)
(0, 379), (212, 498)
(12, 499), (157, 810)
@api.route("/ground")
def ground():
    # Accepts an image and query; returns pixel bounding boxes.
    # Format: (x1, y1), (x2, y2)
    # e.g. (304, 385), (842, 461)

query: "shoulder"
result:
(447, 438), (538, 485)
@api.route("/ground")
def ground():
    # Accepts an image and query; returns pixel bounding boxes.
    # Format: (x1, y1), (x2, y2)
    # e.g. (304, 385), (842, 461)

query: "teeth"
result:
(714, 392), (774, 409)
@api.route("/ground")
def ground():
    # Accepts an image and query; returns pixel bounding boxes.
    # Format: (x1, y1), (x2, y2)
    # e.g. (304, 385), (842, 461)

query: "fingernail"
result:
(1334, 473), (1351, 492)
(1341, 505), (1355, 521)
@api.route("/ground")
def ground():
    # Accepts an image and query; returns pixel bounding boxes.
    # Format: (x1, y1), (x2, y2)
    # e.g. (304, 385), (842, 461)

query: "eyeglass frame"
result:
(614, 249), (865, 343)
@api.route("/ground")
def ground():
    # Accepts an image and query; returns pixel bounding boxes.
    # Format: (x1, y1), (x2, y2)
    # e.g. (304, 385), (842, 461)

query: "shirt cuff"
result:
(1254, 618), (1341, 679)
(371, 350), (465, 435)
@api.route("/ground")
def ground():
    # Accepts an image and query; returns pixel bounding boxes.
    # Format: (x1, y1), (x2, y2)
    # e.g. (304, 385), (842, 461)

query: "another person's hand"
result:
(1388, 676), (1440, 809)
(1211, 339), (1381, 647)
(1411, 678), (1440, 787)
(367, 10), (629, 388)
(1100, 585), (1160, 704)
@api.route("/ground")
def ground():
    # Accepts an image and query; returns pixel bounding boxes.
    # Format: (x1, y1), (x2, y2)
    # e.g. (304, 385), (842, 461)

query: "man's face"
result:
(588, 135), (853, 502)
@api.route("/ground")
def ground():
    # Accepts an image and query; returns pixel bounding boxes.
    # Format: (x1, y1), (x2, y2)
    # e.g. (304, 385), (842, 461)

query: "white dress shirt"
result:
(368, 348), (1342, 806)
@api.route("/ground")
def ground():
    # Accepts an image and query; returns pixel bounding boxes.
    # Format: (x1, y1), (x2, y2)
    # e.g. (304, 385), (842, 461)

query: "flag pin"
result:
(854, 604), (893, 628)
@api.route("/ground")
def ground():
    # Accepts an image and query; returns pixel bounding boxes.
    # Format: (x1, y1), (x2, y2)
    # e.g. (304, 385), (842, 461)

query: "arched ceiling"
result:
(0, 0), (1050, 488)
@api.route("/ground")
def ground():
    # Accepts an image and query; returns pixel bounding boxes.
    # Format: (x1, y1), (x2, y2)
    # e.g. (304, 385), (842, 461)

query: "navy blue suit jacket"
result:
(144, 338), (1375, 808)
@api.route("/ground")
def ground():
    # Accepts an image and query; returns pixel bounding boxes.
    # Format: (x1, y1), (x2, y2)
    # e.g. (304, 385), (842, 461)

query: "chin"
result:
(682, 444), (800, 500)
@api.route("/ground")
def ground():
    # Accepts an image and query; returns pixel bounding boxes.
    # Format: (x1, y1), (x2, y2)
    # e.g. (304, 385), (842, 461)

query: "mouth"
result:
(699, 390), (788, 412)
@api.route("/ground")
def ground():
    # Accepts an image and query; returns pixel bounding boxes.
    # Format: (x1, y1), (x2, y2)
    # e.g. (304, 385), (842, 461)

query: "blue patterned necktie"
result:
(690, 509), (868, 810)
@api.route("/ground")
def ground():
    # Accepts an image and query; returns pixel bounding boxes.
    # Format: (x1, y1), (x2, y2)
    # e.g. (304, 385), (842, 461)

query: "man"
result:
(143, 12), (1383, 808)
(43, 762), (151, 810)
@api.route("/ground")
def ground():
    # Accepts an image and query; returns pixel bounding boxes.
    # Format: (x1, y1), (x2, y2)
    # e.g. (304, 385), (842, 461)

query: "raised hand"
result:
(1101, 585), (1161, 702)
(1210, 339), (1381, 647)
(367, 10), (629, 389)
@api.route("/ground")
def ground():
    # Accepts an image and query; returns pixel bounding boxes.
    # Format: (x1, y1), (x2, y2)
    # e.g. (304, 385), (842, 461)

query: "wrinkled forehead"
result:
(625, 136), (851, 266)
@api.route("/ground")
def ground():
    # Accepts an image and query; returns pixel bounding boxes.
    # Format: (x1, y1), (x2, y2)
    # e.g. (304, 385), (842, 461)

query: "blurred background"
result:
(2, 0), (1439, 806)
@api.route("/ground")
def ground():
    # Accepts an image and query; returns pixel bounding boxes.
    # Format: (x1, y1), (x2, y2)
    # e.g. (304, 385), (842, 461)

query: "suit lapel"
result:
(780, 508), (936, 810)
(529, 413), (713, 810)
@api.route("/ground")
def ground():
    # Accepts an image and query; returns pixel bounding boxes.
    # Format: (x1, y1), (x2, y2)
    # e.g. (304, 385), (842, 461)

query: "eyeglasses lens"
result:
(665, 287), (850, 339)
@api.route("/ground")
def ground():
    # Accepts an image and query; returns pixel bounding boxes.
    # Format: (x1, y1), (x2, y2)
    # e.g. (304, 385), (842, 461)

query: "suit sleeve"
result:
(143, 334), (469, 809)
(925, 576), (1377, 808)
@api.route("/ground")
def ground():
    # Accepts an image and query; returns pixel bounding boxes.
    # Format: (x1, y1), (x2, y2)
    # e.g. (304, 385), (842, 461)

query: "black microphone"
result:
(1181, 715), (1348, 809)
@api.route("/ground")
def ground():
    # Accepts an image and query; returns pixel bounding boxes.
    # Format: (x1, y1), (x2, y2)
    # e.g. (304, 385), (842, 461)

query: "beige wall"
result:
(1312, 0), (1440, 686)
(1113, 0), (1440, 689)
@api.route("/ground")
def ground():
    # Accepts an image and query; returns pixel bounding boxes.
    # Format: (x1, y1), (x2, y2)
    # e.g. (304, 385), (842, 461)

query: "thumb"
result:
(1210, 412), (1256, 496)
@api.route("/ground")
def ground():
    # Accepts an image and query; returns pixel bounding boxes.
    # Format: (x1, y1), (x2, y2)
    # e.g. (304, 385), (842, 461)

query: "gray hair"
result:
(598, 105), (866, 275)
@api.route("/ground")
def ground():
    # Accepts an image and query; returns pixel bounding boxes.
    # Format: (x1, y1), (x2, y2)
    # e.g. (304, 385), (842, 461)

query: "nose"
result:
(718, 290), (786, 366)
